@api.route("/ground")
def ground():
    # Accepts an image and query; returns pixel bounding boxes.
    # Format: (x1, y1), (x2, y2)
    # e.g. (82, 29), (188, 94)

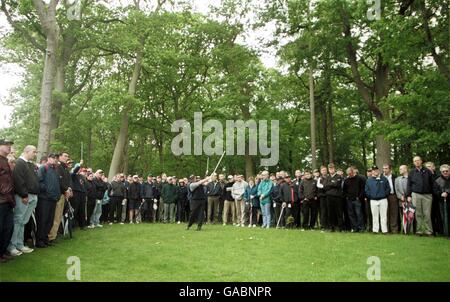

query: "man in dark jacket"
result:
(383, 164), (399, 233)
(206, 173), (222, 224)
(177, 179), (189, 223)
(426, 161), (443, 235)
(365, 166), (391, 234)
(316, 166), (328, 230)
(8, 145), (39, 255)
(222, 175), (235, 225)
(434, 164), (450, 237)
(91, 170), (107, 227)
(407, 156), (435, 236)
(0, 139), (15, 262)
(127, 175), (141, 224)
(109, 173), (127, 224)
(36, 153), (61, 248)
(292, 170), (302, 228)
(324, 164), (344, 232)
(141, 174), (156, 223)
(70, 161), (87, 229)
(343, 166), (365, 232)
(273, 176), (285, 228)
(48, 152), (72, 242)
(300, 171), (318, 230)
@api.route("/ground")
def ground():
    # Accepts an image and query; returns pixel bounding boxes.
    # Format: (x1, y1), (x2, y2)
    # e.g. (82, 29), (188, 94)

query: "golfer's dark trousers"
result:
(108, 196), (123, 222)
(35, 197), (57, 244)
(0, 202), (14, 256)
(86, 198), (96, 225)
(302, 201), (318, 229)
(183, 201), (190, 223)
(293, 201), (301, 228)
(319, 195), (328, 229)
(387, 194), (399, 233)
(71, 191), (86, 228)
(326, 195), (343, 231)
(188, 199), (206, 228)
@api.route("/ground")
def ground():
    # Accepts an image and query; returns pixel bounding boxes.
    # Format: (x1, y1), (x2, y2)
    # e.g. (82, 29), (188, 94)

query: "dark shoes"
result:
(35, 241), (47, 248)
(0, 254), (14, 263)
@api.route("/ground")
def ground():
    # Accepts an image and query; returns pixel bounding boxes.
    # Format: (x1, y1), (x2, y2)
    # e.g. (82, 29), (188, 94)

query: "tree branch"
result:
(1, 0), (45, 52)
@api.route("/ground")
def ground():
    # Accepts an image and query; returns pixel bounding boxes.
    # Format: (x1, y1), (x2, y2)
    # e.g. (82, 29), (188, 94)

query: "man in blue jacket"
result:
(36, 153), (61, 248)
(365, 166), (391, 234)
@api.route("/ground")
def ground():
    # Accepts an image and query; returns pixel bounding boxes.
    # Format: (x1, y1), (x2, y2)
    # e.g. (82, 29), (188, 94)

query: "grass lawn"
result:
(1, 223), (449, 282)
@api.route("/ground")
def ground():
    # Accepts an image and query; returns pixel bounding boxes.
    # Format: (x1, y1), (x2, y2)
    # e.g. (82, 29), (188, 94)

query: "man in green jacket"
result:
(161, 177), (178, 223)
(257, 171), (273, 229)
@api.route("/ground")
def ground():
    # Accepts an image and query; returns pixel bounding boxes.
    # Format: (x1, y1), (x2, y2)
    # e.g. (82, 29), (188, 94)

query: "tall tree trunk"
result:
(319, 98), (329, 165)
(33, 0), (60, 159)
(49, 64), (64, 143)
(340, 6), (392, 169)
(327, 99), (334, 164)
(108, 48), (142, 180)
(108, 0), (165, 179)
(50, 30), (76, 143)
(309, 66), (317, 170)
(244, 154), (254, 179)
(358, 108), (367, 171)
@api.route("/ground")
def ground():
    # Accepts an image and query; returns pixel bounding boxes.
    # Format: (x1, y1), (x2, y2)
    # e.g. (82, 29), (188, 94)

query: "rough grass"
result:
(1, 223), (449, 282)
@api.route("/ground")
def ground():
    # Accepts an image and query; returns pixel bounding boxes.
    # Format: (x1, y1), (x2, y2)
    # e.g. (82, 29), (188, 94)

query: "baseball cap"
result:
(48, 153), (58, 159)
(371, 165), (379, 170)
(0, 139), (14, 145)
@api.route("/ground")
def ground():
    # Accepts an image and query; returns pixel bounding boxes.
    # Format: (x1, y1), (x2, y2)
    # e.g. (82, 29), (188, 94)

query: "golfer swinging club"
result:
(187, 151), (225, 231)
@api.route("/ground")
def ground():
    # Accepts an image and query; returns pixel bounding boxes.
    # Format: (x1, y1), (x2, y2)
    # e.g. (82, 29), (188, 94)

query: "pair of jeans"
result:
(346, 198), (363, 232)
(8, 194), (38, 251)
(90, 200), (102, 226)
(261, 203), (271, 228)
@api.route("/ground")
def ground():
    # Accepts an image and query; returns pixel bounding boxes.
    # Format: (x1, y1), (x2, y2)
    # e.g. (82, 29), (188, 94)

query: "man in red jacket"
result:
(0, 139), (15, 263)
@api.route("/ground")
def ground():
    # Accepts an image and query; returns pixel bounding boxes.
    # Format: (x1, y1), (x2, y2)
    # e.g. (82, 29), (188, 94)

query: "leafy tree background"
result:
(0, 0), (448, 178)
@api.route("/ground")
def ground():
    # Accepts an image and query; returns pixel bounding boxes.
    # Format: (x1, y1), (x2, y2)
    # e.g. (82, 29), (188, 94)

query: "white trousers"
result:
(371, 198), (388, 233)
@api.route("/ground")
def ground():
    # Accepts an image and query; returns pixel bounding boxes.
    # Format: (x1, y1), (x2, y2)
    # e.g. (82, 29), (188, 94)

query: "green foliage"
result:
(1, 0), (449, 177)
